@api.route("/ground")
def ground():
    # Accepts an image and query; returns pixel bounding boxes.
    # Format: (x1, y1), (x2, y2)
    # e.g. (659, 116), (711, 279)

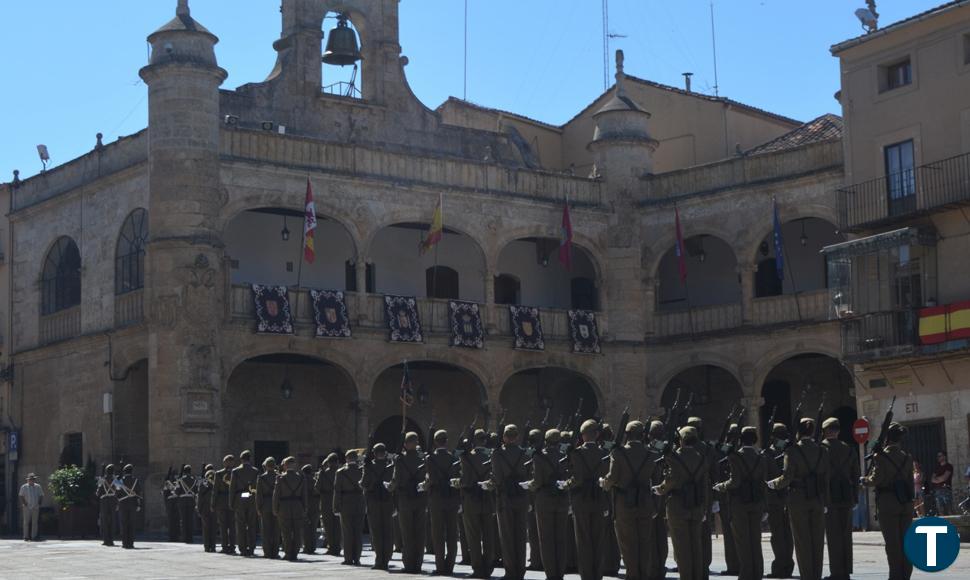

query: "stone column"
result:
(484, 267), (497, 333)
(740, 262), (758, 323)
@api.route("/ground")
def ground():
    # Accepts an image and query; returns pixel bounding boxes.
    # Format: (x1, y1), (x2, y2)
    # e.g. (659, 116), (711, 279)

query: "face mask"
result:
(773, 439), (787, 451)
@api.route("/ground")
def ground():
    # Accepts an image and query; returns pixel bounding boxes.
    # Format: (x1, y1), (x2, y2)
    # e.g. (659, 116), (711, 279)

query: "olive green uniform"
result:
(273, 469), (307, 561)
(315, 464), (341, 555)
(656, 446), (710, 580)
(302, 469), (320, 553)
(492, 444), (531, 580)
(863, 444), (914, 580)
(391, 449), (429, 573)
(163, 479), (180, 542)
(361, 455), (395, 569)
(96, 476), (118, 546)
(568, 441), (610, 580)
(822, 437), (859, 580)
(176, 474), (196, 543)
(256, 471), (280, 558)
(195, 478), (216, 552)
(720, 446), (767, 580)
(460, 446), (497, 578)
(334, 462), (365, 564)
(528, 444), (570, 580)
(762, 447), (794, 578)
(695, 440), (716, 579)
(770, 439), (829, 580)
(714, 447), (739, 574)
(211, 469), (235, 552)
(116, 474), (141, 549)
(229, 463), (260, 556)
(603, 440), (658, 580)
(427, 447), (462, 574)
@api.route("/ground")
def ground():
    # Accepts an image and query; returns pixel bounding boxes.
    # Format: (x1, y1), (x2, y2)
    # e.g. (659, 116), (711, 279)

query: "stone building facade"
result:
(0, 0), (855, 529)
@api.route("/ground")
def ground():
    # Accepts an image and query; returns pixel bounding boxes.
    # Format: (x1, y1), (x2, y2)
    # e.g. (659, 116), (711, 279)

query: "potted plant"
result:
(48, 460), (98, 538)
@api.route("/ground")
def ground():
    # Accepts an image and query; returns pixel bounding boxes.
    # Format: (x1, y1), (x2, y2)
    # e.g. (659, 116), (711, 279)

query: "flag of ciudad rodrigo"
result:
(419, 194), (443, 254)
(559, 199), (572, 270)
(303, 179), (317, 264)
(674, 206), (687, 284)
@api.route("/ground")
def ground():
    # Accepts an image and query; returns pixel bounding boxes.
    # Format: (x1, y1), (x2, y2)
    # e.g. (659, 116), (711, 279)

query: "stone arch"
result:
(653, 233), (740, 310)
(40, 235), (82, 315)
(742, 211), (841, 267)
(359, 352), (492, 403)
(362, 207), (489, 268)
(652, 356), (743, 398)
(494, 225), (605, 282)
(645, 220), (743, 279)
(222, 343), (359, 394)
(113, 358), (150, 469)
(115, 208), (148, 295)
(659, 364), (745, 434)
(498, 366), (602, 430)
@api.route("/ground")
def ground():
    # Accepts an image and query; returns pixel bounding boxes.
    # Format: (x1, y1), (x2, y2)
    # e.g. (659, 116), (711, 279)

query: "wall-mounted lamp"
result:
(281, 215), (290, 242)
(800, 219), (809, 246)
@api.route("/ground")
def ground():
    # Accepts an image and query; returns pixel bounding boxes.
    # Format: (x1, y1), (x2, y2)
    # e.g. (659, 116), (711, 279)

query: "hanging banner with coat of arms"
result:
(252, 284), (294, 335)
(310, 289), (352, 338)
(509, 305), (544, 351)
(384, 295), (423, 343)
(449, 301), (485, 349)
(568, 310), (601, 354)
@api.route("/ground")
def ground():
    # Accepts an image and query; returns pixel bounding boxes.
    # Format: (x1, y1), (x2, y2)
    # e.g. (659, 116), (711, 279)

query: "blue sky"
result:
(1, 1), (944, 180)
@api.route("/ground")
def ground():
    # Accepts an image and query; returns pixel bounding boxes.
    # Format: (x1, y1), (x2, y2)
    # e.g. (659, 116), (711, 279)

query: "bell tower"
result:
(139, 0), (227, 519)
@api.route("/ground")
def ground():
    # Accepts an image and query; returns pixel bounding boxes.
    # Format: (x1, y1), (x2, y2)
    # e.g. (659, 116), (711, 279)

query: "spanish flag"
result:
(303, 179), (317, 264)
(920, 300), (970, 345)
(419, 194), (443, 255)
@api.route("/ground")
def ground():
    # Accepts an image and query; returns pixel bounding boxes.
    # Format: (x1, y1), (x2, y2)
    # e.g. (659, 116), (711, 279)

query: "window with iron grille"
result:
(115, 208), (148, 295)
(41, 237), (81, 315)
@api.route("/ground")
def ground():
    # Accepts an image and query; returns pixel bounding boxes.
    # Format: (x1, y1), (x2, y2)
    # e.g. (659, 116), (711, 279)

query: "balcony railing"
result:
(839, 151), (970, 230)
(750, 290), (831, 326)
(841, 310), (918, 362)
(114, 289), (144, 327)
(40, 306), (81, 344)
(654, 303), (742, 337)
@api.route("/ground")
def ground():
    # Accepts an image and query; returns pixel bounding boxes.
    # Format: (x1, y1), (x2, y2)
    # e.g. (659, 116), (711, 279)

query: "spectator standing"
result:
(931, 452), (953, 516)
(19, 473), (44, 541)
(913, 461), (924, 517)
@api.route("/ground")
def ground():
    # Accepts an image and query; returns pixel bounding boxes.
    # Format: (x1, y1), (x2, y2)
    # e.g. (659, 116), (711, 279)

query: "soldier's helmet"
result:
(263, 457), (276, 468)
(822, 417), (840, 432)
(887, 422), (907, 442)
(648, 420), (664, 439)
(302, 464), (313, 474)
(798, 417), (816, 437)
(503, 424), (519, 441)
(625, 420), (645, 439)
(740, 426), (758, 445)
(105, 463), (116, 475)
(123, 464), (134, 474)
(345, 450), (358, 462)
(373, 442), (387, 454)
(678, 425), (699, 445)
(473, 429), (487, 446)
(528, 429), (543, 446)
(282, 456), (297, 468)
(404, 431), (420, 444)
(434, 430), (449, 445)
(325, 452), (339, 465)
(223, 454), (236, 465)
(771, 423), (789, 439)
(580, 419), (599, 436)
(545, 429), (562, 444)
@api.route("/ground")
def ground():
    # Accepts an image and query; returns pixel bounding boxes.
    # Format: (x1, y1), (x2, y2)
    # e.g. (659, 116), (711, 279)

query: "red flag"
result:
(303, 179), (317, 264)
(674, 207), (687, 285)
(559, 200), (573, 270)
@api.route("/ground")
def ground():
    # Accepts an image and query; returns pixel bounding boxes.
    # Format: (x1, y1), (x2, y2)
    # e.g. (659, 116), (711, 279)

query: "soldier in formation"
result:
(862, 422), (914, 580)
(196, 466), (217, 553)
(256, 457), (280, 559)
(822, 418), (859, 580)
(361, 442), (395, 570)
(230, 450), (260, 557)
(274, 456), (307, 561)
(390, 431), (428, 574)
(176, 464), (197, 543)
(426, 430), (461, 575)
(96, 464), (119, 547)
(116, 464), (141, 550)
(212, 454), (236, 554)
(315, 453), (342, 556)
(302, 464), (321, 554)
(334, 449), (365, 565)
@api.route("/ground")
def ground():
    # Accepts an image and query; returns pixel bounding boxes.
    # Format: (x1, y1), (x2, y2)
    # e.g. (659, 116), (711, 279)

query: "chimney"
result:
(682, 72), (693, 93)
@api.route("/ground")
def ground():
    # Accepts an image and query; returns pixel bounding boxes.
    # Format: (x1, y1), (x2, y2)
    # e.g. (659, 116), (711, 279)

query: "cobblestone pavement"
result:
(0, 533), (966, 579)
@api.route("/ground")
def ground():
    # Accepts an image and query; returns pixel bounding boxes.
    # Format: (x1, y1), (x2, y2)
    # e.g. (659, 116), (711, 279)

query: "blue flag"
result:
(773, 200), (785, 281)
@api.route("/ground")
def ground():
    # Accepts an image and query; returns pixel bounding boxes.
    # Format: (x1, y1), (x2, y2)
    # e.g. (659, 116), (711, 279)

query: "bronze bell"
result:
(322, 14), (361, 66)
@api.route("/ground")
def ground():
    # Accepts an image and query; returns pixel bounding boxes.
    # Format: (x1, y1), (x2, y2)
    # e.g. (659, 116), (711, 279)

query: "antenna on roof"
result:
(37, 144), (50, 172)
(601, 0), (626, 92)
(855, 1), (879, 33)
(709, 0), (720, 97)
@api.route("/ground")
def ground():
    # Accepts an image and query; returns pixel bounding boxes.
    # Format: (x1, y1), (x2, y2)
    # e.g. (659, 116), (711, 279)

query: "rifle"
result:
(716, 404), (745, 454)
(556, 414), (566, 431)
(764, 404), (778, 449)
(654, 388), (683, 462)
(813, 392), (826, 444)
(427, 415), (437, 453)
(496, 409), (508, 433)
(540, 407), (552, 431)
(614, 406), (630, 446)
(864, 396), (896, 469)
(570, 397), (585, 445)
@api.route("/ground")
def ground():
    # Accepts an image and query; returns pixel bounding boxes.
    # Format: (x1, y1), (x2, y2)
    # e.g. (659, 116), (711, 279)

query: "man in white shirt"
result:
(19, 473), (45, 540)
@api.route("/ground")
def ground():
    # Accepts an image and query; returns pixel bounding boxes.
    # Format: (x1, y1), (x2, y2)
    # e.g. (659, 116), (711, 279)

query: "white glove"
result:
(766, 480), (779, 490)
(598, 477), (607, 489)
(334, 512), (341, 517)
(556, 480), (568, 490)
(417, 482), (427, 493)
(712, 483), (726, 493)
(450, 478), (461, 489)
(702, 514), (707, 523)
(603, 510), (609, 517)
(651, 485), (663, 496)
(761, 513), (768, 523)
(518, 481), (530, 490)
(824, 507), (828, 514)
(712, 500), (720, 514)
(383, 481), (391, 490)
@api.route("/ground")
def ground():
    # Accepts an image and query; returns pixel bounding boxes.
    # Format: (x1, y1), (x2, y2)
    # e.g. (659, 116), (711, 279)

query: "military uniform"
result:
(646, 421), (669, 580)
(196, 473), (217, 552)
(491, 428), (531, 580)
(426, 439), (462, 574)
(763, 427), (794, 579)
(390, 441), (428, 573)
(176, 471), (197, 543)
(568, 424), (609, 580)
(655, 428), (710, 580)
(211, 463), (236, 553)
(602, 423), (658, 580)
(116, 468), (141, 549)
(526, 430), (545, 573)
(768, 426), (829, 580)
(229, 459), (260, 556)
(256, 465), (280, 559)
(334, 456), (365, 564)
(686, 418), (714, 580)
(96, 468), (118, 546)
(717, 434), (767, 580)
(822, 420), (859, 580)
(301, 465), (321, 554)
(714, 438), (740, 576)
(460, 433), (497, 579)
(361, 447), (395, 569)
(315, 458), (341, 556)
(862, 426), (914, 580)
(163, 476), (181, 543)
(528, 430), (570, 580)
(274, 462), (307, 561)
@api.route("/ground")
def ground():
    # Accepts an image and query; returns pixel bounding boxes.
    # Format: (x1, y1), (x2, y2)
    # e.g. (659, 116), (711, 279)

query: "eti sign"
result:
(903, 517), (960, 572)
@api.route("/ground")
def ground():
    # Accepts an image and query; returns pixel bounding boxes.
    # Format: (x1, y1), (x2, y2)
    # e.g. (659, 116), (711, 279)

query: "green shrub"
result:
(48, 465), (96, 509)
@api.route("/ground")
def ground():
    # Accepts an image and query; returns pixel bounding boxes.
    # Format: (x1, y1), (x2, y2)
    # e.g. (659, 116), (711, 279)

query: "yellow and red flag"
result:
(419, 194), (443, 255)
(303, 179), (317, 264)
(920, 300), (970, 345)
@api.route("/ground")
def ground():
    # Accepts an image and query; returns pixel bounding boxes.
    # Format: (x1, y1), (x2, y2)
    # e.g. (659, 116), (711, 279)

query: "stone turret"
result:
(587, 50), (659, 192)
(138, 0), (227, 522)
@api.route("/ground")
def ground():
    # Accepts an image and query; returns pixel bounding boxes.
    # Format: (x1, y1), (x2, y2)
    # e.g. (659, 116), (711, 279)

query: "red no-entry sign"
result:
(852, 418), (871, 444)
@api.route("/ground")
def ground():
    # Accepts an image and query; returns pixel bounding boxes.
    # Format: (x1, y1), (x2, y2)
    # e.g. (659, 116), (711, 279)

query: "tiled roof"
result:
(831, 0), (969, 54)
(745, 113), (843, 155)
(436, 97), (563, 132)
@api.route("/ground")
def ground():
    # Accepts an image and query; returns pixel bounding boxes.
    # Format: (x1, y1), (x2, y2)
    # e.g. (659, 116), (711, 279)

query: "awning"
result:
(821, 227), (936, 259)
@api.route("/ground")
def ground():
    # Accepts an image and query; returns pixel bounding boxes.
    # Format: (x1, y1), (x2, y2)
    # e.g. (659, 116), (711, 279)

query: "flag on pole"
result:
(559, 199), (573, 270)
(772, 199), (785, 281)
(399, 360), (415, 407)
(303, 179), (318, 264)
(419, 195), (444, 255)
(674, 206), (687, 285)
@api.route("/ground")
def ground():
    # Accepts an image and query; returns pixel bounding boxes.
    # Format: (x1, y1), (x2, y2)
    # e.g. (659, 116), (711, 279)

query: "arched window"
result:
(494, 274), (521, 305)
(426, 266), (459, 299)
(116, 208), (148, 294)
(42, 237), (81, 315)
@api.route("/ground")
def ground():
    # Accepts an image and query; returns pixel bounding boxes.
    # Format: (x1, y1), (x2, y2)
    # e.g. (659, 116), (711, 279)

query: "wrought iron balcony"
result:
(840, 310), (918, 362)
(838, 151), (970, 231)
